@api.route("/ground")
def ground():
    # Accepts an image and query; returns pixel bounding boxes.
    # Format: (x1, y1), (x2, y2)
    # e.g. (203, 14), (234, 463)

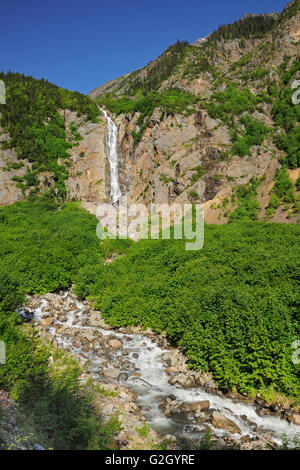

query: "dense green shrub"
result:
(207, 87), (270, 156)
(98, 88), (197, 118)
(272, 168), (295, 203)
(75, 222), (300, 398)
(0, 199), (299, 407)
(98, 89), (197, 145)
(250, 67), (269, 80)
(266, 168), (297, 218)
(276, 126), (300, 169)
(232, 116), (269, 156)
(207, 86), (259, 125)
(229, 178), (262, 222)
(0, 200), (121, 449)
(0, 200), (100, 296)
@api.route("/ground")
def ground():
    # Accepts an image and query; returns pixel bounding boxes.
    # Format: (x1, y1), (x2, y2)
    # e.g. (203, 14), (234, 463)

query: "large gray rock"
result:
(103, 368), (121, 379)
(288, 413), (300, 426)
(108, 339), (123, 349)
(189, 400), (210, 412)
(211, 411), (242, 435)
(168, 373), (195, 389)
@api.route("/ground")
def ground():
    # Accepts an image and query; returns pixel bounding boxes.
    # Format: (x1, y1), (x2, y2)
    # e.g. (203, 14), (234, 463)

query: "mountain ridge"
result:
(88, 0), (300, 224)
(0, 1), (299, 225)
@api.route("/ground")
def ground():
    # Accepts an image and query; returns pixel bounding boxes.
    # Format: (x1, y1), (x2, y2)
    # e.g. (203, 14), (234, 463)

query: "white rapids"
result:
(101, 108), (121, 204)
(30, 292), (299, 447)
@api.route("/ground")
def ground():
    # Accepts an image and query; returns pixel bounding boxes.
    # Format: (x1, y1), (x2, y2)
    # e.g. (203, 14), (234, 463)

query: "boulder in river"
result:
(189, 400), (210, 412)
(41, 317), (54, 327)
(194, 372), (217, 390)
(195, 411), (209, 423)
(166, 367), (178, 376)
(88, 312), (108, 328)
(160, 399), (190, 423)
(161, 351), (183, 367)
(103, 368), (121, 379)
(80, 330), (96, 342)
(211, 411), (242, 435)
(168, 373), (195, 389)
(108, 339), (123, 349)
(287, 413), (300, 425)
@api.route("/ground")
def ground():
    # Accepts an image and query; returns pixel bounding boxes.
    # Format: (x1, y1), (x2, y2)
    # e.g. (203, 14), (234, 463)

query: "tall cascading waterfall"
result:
(101, 108), (122, 204)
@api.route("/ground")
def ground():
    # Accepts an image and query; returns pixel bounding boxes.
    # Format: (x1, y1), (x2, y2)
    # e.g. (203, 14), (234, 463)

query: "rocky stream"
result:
(20, 290), (300, 450)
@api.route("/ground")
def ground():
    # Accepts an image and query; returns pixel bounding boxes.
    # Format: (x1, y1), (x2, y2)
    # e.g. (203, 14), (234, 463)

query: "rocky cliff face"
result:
(112, 108), (294, 224)
(0, 130), (31, 206)
(89, 1), (300, 224)
(89, 2), (300, 224)
(0, 110), (110, 210)
(64, 110), (109, 209)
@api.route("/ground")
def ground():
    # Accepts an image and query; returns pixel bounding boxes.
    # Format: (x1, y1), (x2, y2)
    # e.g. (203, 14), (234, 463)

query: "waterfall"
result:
(101, 108), (122, 204)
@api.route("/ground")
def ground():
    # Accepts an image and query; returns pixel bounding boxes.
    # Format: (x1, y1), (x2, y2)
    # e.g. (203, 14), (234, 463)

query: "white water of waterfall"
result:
(101, 108), (121, 204)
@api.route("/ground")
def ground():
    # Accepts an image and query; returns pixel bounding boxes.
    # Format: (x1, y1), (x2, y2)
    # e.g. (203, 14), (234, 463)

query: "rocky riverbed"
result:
(22, 290), (300, 450)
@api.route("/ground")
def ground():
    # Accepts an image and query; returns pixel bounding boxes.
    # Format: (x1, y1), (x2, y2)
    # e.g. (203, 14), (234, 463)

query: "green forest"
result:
(0, 200), (299, 412)
(207, 14), (277, 43)
(75, 221), (300, 399)
(0, 201), (119, 449)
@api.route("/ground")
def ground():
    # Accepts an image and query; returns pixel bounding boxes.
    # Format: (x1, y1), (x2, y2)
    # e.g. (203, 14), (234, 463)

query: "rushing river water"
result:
(26, 291), (299, 448)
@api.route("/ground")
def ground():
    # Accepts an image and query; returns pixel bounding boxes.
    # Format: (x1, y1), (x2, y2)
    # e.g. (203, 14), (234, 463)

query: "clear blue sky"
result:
(0, 0), (288, 95)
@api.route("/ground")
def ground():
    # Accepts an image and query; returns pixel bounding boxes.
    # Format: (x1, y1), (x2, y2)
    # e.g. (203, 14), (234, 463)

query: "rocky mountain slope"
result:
(0, 1), (299, 225)
(0, 73), (109, 209)
(90, 0), (300, 224)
